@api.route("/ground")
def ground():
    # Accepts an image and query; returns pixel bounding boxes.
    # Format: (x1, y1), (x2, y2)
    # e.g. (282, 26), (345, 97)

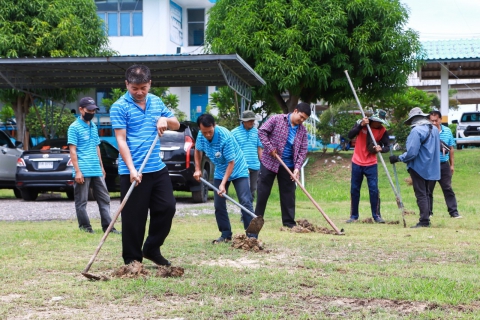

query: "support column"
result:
(441, 63), (449, 124)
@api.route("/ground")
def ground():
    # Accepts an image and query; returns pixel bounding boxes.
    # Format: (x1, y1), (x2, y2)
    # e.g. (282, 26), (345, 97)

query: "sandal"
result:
(212, 236), (231, 244)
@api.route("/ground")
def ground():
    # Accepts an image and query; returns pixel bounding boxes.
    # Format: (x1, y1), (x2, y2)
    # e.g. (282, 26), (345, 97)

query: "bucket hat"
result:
(404, 107), (429, 125)
(369, 109), (389, 126)
(239, 110), (256, 121)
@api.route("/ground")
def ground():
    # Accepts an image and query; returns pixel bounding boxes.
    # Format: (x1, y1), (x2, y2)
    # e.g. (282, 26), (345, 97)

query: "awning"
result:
(0, 54), (265, 101)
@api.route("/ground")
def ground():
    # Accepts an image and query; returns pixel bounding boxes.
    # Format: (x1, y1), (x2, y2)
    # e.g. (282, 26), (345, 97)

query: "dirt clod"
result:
(156, 266), (185, 278)
(231, 234), (264, 252)
(280, 219), (338, 235)
(111, 261), (150, 279)
(405, 177), (413, 185)
(361, 218), (400, 224)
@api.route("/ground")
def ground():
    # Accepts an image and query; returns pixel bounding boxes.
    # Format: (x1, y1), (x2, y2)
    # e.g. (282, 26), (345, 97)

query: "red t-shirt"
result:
(351, 126), (386, 166)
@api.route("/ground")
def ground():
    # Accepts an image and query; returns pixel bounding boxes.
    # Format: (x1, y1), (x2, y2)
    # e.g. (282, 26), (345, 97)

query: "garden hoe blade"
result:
(200, 177), (264, 234)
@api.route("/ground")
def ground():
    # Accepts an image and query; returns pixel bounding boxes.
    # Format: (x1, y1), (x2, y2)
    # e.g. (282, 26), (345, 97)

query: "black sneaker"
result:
(346, 218), (358, 223)
(103, 228), (122, 234)
(450, 214), (463, 219)
(410, 223), (430, 228)
(142, 251), (171, 266)
(374, 217), (386, 224)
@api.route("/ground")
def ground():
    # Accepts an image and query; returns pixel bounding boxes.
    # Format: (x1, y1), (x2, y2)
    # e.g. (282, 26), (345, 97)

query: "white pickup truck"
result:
(452, 111), (480, 150)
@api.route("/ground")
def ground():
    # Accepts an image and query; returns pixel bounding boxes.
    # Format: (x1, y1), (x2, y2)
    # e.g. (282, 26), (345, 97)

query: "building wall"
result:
(92, 0), (217, 120)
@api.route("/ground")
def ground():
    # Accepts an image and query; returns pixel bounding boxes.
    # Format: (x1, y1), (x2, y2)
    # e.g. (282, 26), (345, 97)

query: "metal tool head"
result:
(81, 272), (101, 281)
(245, 216), (264, 234)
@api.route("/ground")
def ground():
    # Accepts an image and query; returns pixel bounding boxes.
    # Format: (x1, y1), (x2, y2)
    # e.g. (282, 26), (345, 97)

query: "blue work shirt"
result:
(196, 125), (249, 180)
(399, 124), (440, 180)
(438, 124), (455, 163)
(110, 92), (174, 175)
(67, 119), (102, 178)
(230, 123), (263, 171)
(281, 114), (298, 168)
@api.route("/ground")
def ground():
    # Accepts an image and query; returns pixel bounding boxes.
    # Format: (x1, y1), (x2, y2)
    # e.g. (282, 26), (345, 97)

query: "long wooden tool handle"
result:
(82, 134), (159, 274)
(274, 154), (343, 235)
(200, 177), (258, 219)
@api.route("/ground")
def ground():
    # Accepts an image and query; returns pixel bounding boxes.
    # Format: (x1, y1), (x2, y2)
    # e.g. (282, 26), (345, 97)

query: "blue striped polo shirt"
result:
(67, 119), (102, 177)
(230, 123), (263, 171)
(439, 124), (455, 163)
(281, 114), (298, 168)
(110, 92), (174, 175)
(196, 125), (249, 180)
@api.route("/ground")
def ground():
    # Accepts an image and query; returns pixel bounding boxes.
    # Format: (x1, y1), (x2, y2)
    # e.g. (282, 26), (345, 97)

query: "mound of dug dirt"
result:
(110, 261), (185, 279)
(280, 219), (338, 234)
(231, 234), (265, 252)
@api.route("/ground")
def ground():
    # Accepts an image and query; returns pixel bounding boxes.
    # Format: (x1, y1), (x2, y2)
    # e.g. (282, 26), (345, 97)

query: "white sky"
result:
(401, 0), (480, 120)
(401, 0), (480, 40)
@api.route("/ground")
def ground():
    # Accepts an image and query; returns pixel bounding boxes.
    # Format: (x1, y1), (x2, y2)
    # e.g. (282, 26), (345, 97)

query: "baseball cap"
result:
(79, 97), (99, 111)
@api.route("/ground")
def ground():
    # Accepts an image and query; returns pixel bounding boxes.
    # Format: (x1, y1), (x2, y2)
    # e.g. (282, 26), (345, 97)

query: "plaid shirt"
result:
(258, 113), (308, 173)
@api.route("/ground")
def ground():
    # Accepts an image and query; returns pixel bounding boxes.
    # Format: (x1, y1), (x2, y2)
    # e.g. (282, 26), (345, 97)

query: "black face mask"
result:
(83, 112), (94, 121)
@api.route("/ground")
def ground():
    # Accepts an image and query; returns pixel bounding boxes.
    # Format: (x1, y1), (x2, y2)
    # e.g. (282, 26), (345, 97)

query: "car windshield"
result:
(32, 139), (69, 151)
(461, 113), (480, 122)
(160, 131), (184, 143)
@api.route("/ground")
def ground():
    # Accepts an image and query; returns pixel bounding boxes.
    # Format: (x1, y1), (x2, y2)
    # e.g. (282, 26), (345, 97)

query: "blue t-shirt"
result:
(67, 119), (102, 177)
(439, 124), (455, 163)
(110, 92), (174, 175)
(230, 123), (263, 171)
(281, 114), (298, 168)
(196, 125), (249, 180)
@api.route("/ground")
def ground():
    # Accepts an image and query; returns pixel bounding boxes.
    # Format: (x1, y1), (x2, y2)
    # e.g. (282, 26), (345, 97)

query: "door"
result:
(0, 131), (22, 181)
(190, 86), (208, 122)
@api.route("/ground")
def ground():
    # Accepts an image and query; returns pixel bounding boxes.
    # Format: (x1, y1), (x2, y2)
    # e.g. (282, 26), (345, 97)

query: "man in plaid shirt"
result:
(255, 102), (311, 228)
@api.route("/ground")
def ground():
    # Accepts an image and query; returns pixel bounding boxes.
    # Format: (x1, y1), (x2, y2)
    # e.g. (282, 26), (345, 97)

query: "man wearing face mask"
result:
(67, 97), (120, 234)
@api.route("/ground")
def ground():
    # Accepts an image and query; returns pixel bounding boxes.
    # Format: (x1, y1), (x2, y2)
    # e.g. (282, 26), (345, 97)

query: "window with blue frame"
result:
(187, 9), (205, 46)
(96, 0), (143, 37)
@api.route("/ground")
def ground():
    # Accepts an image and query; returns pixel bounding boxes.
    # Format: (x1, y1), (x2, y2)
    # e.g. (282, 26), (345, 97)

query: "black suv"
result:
(160, 121), (214, 203)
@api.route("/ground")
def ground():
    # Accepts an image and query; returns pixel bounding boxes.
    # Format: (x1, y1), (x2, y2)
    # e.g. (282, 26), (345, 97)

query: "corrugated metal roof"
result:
(422, 39), (480, 61)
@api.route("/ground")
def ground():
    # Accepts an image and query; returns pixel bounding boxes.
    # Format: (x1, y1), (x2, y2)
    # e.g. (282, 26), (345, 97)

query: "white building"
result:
(72, 0), (219, 121)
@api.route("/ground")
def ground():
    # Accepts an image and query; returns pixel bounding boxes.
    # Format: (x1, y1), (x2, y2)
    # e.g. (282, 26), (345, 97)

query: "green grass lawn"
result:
(1, 149), (480, 319)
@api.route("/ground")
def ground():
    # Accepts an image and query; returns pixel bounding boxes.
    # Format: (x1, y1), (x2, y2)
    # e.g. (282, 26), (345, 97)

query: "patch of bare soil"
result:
(307, 153), (352, 182)
(110, 261), (184, 279)
(280, 219), (338, 234)
(405, 176), (413, 185)
(231, 234), (265, 252)
(360, 217), (400, 225)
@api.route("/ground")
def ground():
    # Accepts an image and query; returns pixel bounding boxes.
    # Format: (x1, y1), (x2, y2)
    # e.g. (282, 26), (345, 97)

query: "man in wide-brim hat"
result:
(231, 110), (263, 201)
(389, 107), (441, 228)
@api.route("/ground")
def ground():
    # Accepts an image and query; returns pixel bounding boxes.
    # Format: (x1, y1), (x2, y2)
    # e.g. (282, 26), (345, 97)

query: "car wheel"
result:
(13, 188), (22, 199)
(66, 190), (75, 200)
(21, 188), (38, 201)
(192, 169), (209, 203)
(457, 144), (463, 150)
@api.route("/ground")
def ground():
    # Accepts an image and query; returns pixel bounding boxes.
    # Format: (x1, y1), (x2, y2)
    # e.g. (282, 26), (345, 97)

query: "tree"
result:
(0, 0), (114, 147)
(101, 87), (186, 122)
(25, 101), (76, 138)
(205, 0), (422, 113)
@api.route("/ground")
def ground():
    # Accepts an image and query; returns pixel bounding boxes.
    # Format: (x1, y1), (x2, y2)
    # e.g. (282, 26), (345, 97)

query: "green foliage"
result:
(25, 102), (76, 138)
(317, 101), (358, 146)
(380, 87), (434, 120)
(449, 123), (457, 138)
(205, 0), (422, 112)
(208, 87), (241, 130)
(101, 87), (186, 122)
(0, 105), (14, 124)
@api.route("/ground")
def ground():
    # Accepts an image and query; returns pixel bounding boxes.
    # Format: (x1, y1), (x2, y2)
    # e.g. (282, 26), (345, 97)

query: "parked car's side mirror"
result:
(452, 120), (458, 124)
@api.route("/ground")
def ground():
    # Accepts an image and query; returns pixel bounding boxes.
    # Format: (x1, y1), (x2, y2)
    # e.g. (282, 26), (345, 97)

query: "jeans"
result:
(74, 177), (112, 231)
(428, 161), (458, 217)
(214, 177), (254, 239)
(350, 163), (381, 220)
(255, 164), (296, 227)
(249, 169), (259, 201)
(409, 168), (431, 226)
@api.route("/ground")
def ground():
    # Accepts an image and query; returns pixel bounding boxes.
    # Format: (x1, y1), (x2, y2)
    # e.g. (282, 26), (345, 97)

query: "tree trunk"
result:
(12, 95), (31, 150)
(286, 95), (300, 113)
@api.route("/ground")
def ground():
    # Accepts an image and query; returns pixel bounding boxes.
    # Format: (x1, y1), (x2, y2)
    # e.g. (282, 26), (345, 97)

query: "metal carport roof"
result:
(0, 54), (265, 101)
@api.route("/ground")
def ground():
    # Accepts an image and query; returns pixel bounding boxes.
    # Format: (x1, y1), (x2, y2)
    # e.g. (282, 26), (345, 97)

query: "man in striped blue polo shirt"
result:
(231, 110), (263, 201)
(110, 64), (180, 266)
(193, 114), (257, 243)
(68, 97), (119, 234)
(428, 110), (462, 218)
